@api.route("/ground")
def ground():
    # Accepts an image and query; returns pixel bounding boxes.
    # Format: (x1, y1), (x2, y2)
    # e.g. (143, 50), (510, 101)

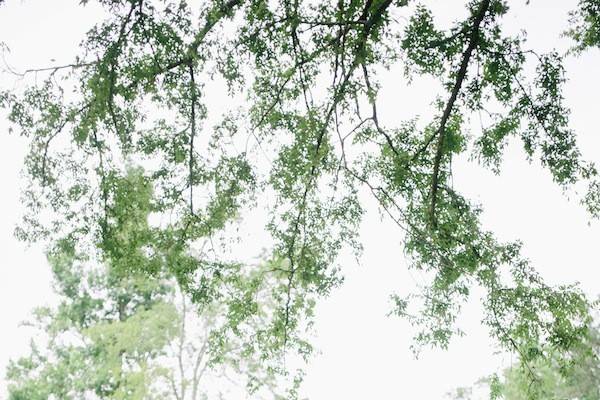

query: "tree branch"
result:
(428, 0), (491, 227)
(281, 0), (395, 347)
(188, 62), (197, 216)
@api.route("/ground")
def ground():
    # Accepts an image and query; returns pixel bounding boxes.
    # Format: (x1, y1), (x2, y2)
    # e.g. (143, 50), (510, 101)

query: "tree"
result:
(448, 320), (600, 400)
(6, 237), (285, 400)
(1, 0), (599, 393)
(568, 0), (600, 53)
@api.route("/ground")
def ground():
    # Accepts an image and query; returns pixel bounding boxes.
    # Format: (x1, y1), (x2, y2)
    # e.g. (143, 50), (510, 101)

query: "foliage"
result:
(567, 0), (600, 52)
(6, 239), (286, 399)
(6, 238), (175, 399)
(448, 320), (600, 400)
(2, 0), (600, 396)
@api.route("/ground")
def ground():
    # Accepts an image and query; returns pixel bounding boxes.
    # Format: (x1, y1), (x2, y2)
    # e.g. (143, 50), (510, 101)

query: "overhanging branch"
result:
(428, 0), (491, 227)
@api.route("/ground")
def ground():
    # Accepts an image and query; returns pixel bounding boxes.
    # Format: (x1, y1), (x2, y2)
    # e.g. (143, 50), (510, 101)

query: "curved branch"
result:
(428, 0), (491, 227)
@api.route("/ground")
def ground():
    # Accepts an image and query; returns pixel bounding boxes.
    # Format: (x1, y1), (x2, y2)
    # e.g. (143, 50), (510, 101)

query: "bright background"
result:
(1, 1), (599, 398)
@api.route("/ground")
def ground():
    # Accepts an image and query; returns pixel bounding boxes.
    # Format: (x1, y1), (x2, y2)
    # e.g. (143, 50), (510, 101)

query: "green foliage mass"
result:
(449, 320), (600, 400)
(567, 0), (600, 53)
(2, 0), (600, 396)
(6, 239), (287, 399)
(6, 239), (176, 399)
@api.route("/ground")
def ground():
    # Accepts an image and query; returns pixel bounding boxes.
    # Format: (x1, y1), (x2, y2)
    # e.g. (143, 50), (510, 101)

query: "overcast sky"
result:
(1, 1), (599, 399)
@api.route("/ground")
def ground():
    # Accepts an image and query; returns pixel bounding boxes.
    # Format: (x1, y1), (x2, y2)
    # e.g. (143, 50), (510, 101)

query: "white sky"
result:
(1, 1), (599, 399)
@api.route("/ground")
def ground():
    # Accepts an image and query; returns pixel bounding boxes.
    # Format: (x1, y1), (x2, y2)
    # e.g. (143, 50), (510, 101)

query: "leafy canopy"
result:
(2, 0), (600, 393)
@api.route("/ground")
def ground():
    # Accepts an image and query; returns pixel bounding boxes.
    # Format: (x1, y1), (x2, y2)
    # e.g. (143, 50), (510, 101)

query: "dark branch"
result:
(428, 0), (491, 227)
(188, 62), (197, 216)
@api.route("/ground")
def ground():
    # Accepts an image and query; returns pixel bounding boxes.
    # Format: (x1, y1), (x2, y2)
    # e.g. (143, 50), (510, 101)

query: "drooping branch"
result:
(281, 0), (395, 346)
(188, 62), (197, 216)
(428, 0), (491, 227)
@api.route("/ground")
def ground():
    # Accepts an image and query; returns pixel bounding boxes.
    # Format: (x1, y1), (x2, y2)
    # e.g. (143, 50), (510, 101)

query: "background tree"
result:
(1, 0), (600, 395)
(448, 319), (600, 400)
(6, 238), (287, 400)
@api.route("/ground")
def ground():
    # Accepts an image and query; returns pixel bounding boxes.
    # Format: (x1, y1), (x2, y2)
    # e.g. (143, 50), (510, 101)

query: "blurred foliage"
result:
(449, 318), (600, 400)
(6, 238), (288, 399)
